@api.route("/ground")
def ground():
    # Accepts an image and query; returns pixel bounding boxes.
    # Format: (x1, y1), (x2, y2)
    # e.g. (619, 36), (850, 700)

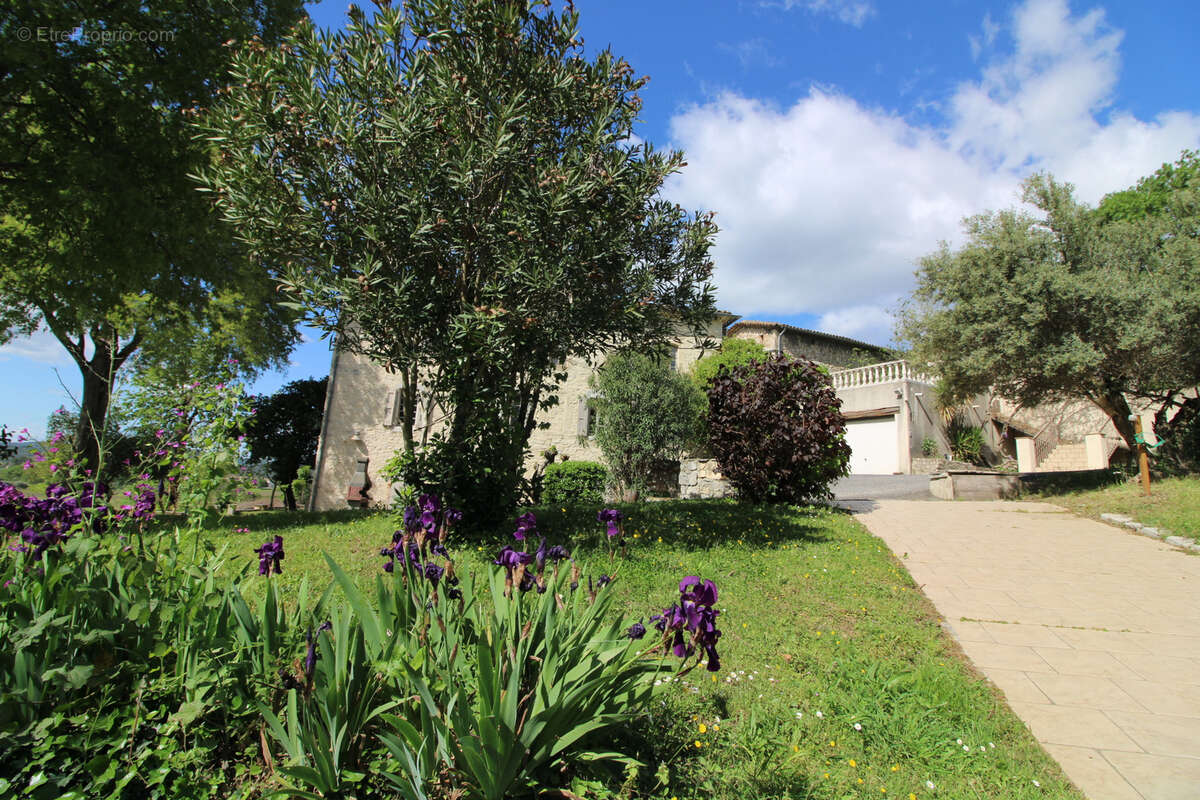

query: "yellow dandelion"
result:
(698, 724), (707, 734)
(792, 744), (799, 752)
(713, 725), (719, 731)
(857, 778), (864, 785)
(909, 795), (917, 800)
(891, 765), (900, 772)
(694, 740), (702, 748)
(829, 741), (836, 747)
(848, 759), (857, 767)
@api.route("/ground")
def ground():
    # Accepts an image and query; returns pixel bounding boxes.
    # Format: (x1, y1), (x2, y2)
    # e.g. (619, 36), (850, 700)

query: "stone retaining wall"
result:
(678, 458), (735, 499)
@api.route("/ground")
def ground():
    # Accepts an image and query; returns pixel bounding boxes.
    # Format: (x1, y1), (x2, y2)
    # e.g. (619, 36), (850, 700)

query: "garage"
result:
(845, 413), (899, 474)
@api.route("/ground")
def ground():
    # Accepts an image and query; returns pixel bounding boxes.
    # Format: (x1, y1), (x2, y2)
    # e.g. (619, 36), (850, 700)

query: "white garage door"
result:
(845, 415), (899, 474)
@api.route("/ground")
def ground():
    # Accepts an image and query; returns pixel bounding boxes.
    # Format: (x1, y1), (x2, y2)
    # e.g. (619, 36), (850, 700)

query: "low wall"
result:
(679, 458), (735, 499)
(930, 468), (1121, 500)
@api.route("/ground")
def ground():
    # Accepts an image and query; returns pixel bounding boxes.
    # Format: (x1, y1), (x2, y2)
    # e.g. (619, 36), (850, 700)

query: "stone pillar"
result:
(1016, 437), (1036, 473)
(1085, 433), (1106, 470)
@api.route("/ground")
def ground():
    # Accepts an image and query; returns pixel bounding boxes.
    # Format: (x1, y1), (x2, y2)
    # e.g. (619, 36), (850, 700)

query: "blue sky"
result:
(4, 0), (1199, 437)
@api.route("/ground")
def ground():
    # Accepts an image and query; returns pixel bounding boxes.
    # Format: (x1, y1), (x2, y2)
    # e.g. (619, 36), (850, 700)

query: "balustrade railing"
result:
(829, 360), (934, 389)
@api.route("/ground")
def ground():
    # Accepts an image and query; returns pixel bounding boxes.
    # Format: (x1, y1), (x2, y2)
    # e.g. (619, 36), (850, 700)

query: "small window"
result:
(587, 406), (598, 438)
(670, 347), (679, 372)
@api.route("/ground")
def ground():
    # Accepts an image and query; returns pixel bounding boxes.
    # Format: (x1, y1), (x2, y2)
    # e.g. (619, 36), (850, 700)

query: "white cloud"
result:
(717, 38), (782, 71)
(0, 328), (74, 366)
(666, 0), (1200, 345)
(770, 0), (875, 27)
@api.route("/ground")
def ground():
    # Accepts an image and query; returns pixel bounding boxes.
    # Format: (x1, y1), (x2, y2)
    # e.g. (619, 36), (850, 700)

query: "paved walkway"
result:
(846, 499), (1200, 800)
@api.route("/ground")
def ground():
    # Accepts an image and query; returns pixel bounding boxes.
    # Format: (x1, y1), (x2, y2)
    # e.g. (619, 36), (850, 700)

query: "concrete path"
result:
(846, 499), (1200, 800)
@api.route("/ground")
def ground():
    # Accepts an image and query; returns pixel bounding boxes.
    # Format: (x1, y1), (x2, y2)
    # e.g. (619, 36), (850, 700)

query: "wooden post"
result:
(1130, 415), (1151, 496)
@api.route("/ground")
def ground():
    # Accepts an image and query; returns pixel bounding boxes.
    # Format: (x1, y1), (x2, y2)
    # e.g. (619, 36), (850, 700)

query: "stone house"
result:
(308, 312), (961, 510)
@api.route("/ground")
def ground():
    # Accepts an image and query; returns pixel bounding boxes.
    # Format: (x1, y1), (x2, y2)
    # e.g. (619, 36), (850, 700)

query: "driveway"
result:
(850, 499), (1200, 800)
(832, 474), (935, 501)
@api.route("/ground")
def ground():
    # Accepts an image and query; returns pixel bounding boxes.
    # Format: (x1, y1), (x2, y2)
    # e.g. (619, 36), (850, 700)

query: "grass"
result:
(1038, 475), (1200, 545)
(183, 500), (1082, 800)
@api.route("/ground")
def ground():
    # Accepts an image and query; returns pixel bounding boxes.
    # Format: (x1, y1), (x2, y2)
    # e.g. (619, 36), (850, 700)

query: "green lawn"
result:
(1039, 475), (1200, 545)
(186, 501), (1082, 800)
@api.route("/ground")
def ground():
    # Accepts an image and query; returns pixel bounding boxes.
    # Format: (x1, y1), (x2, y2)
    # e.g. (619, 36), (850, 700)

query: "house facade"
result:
(310, 313), (1122, 510)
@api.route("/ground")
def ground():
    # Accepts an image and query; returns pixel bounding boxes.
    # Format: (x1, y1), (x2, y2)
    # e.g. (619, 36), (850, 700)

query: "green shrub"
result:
(921, 437), (939, 457)
(947, 415), (986, 464)
(593, 352), (706, 500)
(542, 461), (607, 505)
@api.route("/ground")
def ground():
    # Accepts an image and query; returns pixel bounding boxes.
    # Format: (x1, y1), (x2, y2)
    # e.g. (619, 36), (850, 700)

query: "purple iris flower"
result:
(679, 576), (718, 607)
(304, 621), (333, 678)
(444, 508), (462, 526)
(626, 621), (647, 640)
(513, 511), (537, 541)
(494, 545), (535, 569)
(419, 493), (441, 514)
(653, 577), (723, 671)
(402, 507), (421, 533)
(545, 544), (570, 562)
(423, 562), (444, 586)
(255, 535), (285, 575)
(596, 574), (612, 588)
(597, 508), (623, 538)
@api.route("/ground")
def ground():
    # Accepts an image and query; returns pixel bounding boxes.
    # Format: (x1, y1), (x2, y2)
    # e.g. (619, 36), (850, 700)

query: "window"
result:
(577, 394), (599, 439)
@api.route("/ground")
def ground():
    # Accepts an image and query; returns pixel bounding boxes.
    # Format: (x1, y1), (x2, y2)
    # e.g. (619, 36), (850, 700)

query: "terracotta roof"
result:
(726, 319), (890, 354)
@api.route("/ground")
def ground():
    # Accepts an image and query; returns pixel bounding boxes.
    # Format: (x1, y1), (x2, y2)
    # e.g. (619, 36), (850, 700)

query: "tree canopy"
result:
(591, 351), (705, 500)
(0, 0), (305, 471)
(199, 0), (717, 518)
(245, 377), (328, 511)
(898, 168), (1200, 450)
(689, 337), (769, 390)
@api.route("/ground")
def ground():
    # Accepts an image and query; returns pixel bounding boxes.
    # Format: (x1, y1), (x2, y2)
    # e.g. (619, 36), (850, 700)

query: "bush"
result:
(947, 415), (986, 465)
(688, 337), (769, 390)
(592, 351), (706, 500)
(542, 460), (607, 505)
(921, 437), (939, 457)
(706, 354), (850, 503)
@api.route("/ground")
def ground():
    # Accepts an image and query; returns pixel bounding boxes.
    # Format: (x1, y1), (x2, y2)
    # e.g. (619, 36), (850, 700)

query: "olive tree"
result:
(898, 171), (1200, 452)
(591, 351), (705, 500)
(199, 0), (716, 518)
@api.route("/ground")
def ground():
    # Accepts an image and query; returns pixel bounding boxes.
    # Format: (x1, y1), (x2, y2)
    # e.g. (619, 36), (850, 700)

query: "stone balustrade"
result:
(829, 360), (933, 389)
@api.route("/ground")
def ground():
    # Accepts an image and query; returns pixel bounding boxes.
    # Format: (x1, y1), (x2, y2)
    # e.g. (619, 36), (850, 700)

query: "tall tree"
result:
(0, 0), (306, 472)
(591, 351), (705, 501)
(245, 377), (327, 511)
(898, 172), (1200, 451)
(199, 0), (717, 518)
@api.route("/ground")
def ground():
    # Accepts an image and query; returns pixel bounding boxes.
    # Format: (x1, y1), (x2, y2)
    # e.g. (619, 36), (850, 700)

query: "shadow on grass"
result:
(150, 508), (385, 533)
(521, 499), (834, 552)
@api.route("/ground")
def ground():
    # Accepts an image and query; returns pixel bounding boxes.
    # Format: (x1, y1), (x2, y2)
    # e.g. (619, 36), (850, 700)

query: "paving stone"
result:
(849, 500), (1200, 799)
(1105, 710), (1200, 758)
(1138, 527), (1160, 537)
(978, 621), (1070, 648)
(1124, 521), (1145, 531)
(1101, 513), (1132, 523)
(1033, 647), (1138, 680)
(985, 668), (1051, 704)
(1008, 702), (1143, 751)
(1040, 745), (1143, 800)
(1101, 750), (1200, 800)
(1026, 673), (1148, 712)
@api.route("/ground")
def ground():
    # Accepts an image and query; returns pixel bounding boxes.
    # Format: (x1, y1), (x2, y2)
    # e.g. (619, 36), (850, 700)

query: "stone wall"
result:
(678, 457), (735, 499)
(312, 317), (731, 511)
